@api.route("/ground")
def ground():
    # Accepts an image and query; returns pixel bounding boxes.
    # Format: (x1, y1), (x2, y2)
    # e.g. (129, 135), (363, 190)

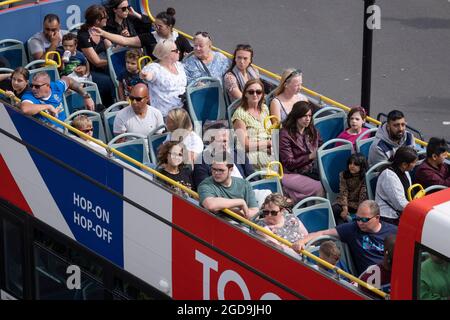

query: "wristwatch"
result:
(82, 92), (91, 99)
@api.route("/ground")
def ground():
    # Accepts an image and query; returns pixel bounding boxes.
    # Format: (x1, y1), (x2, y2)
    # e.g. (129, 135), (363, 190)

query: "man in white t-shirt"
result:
(28, 14), (68, 61)
(113, 83), (164, 138)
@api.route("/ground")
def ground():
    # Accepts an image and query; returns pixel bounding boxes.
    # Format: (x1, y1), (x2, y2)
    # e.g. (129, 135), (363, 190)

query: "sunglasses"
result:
(80, 127), (93, 133)
(129, 95), (147, 102)
(117, 5), (131, 12)
(354, 215), (378, 223)
(195, 31), (212, 40)
(261, 210), (280, 217)
(31, 83), (48, 89)
(246, 89), (263, 95)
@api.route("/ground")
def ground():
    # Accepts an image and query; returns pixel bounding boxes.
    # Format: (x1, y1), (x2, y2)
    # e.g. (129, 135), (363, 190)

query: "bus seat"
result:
(355, 127), (378, 158)
(102, 101), (129, 142)
(108, 133), (151, 168)
(65, 110), (107, 143)
(65, 80), (102, 115)
(25, 59), (60, 82)
(227, 98), (241, 129)
(106, 46), (128, 100)
(148, 132), (169, 165)
(317, 139), (353, 203)
(292, 196), (335, 233)
(313, 106), (347, 142)
(365, 160), (391, 200)
(0, 39), (28, 69)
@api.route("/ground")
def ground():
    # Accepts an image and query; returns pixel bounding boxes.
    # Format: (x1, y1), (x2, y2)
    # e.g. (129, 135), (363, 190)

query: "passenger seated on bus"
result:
(368, 110), (415, 166)
(359, 234), (396, 298)
(183, 31), (230, 85)
(293, 200), (398, 276)
(20, 71), (95, 128)
(419, 253), (450, 300)
(57, 33), (91, 82)
(28, 13), (68, 61)
(279, 101), (324, 202)
(77, 5), (115, 107)
(192, 122), (254, 190)
(223, 44), (260, 103)
(332, 153), (368, 225)
(198, 151), (258, 220)
(269, 68), (308, 123)
(0, 67), (30, 101)
(117, 49), (145, 101)
(164, 108), (203, 167)
(335, 106), (369, 148)
(231, 79), (273, 170)
(415, 137), (450, 188)
(140, 40), (187, 117)
(375, 146), (418, 226)
(113, 83), (164, 138)
(155, 141), (193, 199)
(253, 193), (308, 254)
(104, 0), (151, 39)
(70, 114), (107, 156)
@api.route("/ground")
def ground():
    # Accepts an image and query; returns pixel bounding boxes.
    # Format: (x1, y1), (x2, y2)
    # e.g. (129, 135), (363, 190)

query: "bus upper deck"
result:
(0, 0), (449, 300)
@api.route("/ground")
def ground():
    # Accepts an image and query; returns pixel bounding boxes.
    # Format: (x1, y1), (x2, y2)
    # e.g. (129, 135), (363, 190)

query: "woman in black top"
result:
(156, 141), (193, 199)
(91, 7), (192, 61)
(104, 0), (152, 37)
(77, 4), (115, 107)
(0, 67), (30, 102)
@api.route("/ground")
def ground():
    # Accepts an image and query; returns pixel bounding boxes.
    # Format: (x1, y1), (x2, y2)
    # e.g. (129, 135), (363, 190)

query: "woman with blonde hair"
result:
(165, 108), (203, 166)
(269, 68), (308, 123)
(139, 39), (187, 117)
(231, 78), (272, 170)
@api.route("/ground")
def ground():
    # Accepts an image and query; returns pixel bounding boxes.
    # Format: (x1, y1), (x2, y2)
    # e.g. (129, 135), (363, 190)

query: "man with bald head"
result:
(113, 83), (164, 137)
(293, 200), (397, 276)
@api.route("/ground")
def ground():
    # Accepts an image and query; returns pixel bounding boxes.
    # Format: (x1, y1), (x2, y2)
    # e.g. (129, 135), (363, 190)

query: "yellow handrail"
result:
(0, 0), (24, 7)
(45, 51), (61, 68)
(143, 1), (387, 298)
(263, 115), (280, 135)
(138, 55), (153, 71)
(407, 183), (425, 201)
(265, 161), (283, 179)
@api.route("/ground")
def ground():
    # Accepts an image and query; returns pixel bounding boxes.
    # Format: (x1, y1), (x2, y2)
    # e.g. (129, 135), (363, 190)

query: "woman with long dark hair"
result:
(279, 101), (324, 202)
(223, 44), (259, 102)
(0, 67), (30, 101)
(375, 146), (418, 225)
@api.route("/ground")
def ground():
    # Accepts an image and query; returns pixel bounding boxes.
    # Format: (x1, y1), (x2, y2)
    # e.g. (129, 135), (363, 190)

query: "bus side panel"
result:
(172, 197), (365, 300)
(391, 190), (450, 299)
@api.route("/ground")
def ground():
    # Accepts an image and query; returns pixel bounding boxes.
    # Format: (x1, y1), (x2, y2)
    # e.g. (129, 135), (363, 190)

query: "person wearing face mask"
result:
(368, 110), (415, 166)
(183, 31), (230, 85)
(269, 68), (309, 123)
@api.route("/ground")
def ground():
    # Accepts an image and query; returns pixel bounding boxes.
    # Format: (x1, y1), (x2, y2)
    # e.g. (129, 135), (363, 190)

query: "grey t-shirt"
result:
(198, 176), (258, 209)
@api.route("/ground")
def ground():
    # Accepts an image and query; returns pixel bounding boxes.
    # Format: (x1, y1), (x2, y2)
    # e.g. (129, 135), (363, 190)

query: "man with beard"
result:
(368, 110), (415, 166)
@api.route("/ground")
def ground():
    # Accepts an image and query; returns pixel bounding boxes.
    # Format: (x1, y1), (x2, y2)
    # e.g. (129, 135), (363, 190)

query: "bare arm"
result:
(20, 101), (58, 116)
(0, 73), (12, 82)
(202, 197), (249, 217)
(291, 228), (339, 252)
(269, 99), (281, 124)
(63, 76), (95, 110)
(91, 27), (141, 47)
(81, 47), (108, 69)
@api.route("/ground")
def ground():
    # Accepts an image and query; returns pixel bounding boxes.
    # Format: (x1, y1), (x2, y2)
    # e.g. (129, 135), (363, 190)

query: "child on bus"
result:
(332, 153), (368, 225)
(58, 33), (91, 82)
(117, 48), (145, 101)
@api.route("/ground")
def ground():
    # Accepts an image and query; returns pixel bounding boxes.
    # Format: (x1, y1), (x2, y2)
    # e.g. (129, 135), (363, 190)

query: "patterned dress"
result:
(231, 104), (273, 170)
(256, 213), (308, 243)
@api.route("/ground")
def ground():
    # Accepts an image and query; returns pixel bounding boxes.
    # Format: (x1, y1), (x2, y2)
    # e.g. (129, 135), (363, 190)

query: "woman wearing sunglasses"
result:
(231, 79), (273, 170)
(140, 40), (187, 117)
(269, 68), (309, 123)
(105, 0), (140, 37)
(254, 193), (308, 252)
(70, 115), (107, 156)
(156, 141), (193, 199)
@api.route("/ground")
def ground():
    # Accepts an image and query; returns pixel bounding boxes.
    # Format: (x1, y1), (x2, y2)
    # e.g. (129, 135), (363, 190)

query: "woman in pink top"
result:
(336, 106), (369, 148)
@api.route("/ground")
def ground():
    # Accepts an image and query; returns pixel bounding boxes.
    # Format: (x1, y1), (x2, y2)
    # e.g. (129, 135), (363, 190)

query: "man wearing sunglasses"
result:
(28, 14), (68, 61)
(20, 71), (95, 129)
(293, 200), (397, 276)
(198, 151), (258, 220)
(113, 83), (163, 138)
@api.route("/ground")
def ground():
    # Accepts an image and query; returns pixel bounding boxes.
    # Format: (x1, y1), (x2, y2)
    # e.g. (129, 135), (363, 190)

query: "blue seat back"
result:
(25, 60), (60, 82)
(186, 77), (226, 128)
(108, 133), (150, 169)
(102, 101), (128, 143)
(65, 81), (102, 114)
(355, 128), (378, 158)
(148, 132), (169, 165)
(0, 39), (27, 69)
(227, 98), (241, 128)
(313, 106), (346, 142)
(106, 47), (128, 99)
(365, 160), (391, 200)
(65, 110), (106, 143)
(317, 139), (353, 203)
(245, 170), (283, 195)
(292, 197), (335, 233)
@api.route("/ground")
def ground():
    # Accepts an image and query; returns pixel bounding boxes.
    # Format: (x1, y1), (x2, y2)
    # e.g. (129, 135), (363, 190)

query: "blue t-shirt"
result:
(336, 221), (397, 276)
(22, 80), (68, 128)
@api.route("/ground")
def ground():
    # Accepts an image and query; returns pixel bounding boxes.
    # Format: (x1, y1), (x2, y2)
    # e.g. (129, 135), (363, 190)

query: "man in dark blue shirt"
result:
(293, 200), (397, 276)
(20, 71), (94, 128)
